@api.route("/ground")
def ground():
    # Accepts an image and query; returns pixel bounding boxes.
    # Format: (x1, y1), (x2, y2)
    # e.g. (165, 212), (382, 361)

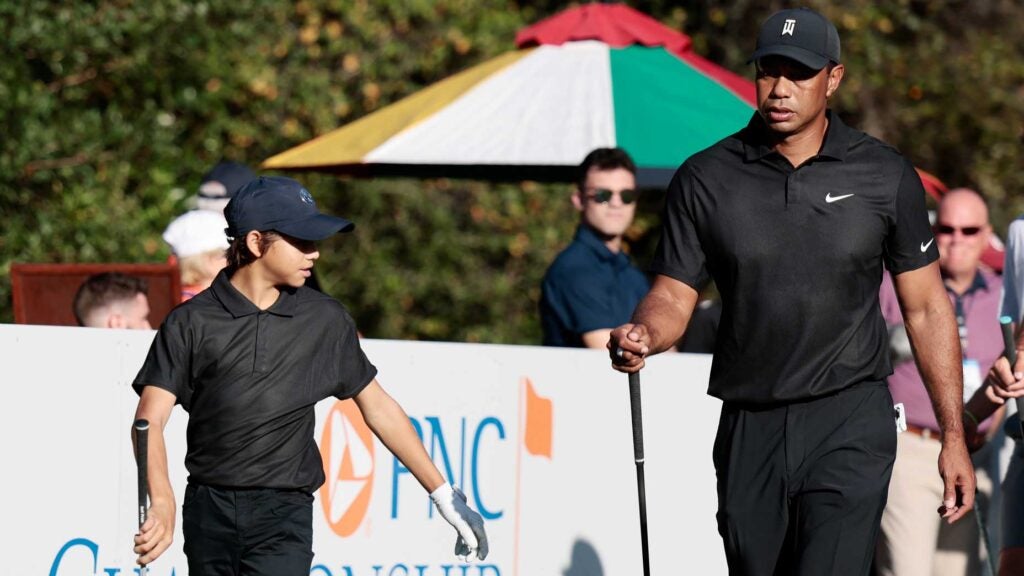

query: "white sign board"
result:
(0, 324), (725, 575)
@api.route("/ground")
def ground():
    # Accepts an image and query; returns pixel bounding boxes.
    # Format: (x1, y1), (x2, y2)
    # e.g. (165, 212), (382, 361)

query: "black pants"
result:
(182, 484), (314, 576)
(713, 382), (897, 576)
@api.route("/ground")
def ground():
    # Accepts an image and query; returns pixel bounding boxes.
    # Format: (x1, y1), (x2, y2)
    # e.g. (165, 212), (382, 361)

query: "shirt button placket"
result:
(254, 312), (269, 375)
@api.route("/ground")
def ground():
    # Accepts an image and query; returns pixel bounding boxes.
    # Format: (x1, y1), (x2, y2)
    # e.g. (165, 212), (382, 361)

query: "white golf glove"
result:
(430, 483), (489, 561)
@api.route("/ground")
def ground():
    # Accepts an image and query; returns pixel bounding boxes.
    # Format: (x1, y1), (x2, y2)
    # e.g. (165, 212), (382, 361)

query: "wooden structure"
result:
(10, 263), (181, 327)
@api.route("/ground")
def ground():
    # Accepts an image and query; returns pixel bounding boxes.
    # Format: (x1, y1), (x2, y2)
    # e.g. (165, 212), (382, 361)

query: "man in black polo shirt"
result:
(610, 8), (975, 575)
(540, 147), (650, 348)
(131, 176), (488, 574)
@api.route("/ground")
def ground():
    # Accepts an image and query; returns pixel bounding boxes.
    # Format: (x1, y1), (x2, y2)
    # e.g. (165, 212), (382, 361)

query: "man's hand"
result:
(134, 497), (175, 565)
(431, 483), (488, 561)
(608, 323), (650, 373)
(936, 439), (976, 524)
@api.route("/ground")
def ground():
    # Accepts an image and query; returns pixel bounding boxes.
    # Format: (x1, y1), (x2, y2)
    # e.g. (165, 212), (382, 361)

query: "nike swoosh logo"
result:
(921, 239), (934, 252)
(825, 193), (855, 203)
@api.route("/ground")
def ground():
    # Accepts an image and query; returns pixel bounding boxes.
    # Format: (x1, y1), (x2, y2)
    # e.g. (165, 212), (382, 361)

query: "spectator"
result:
(162, 210), (229, 301)
(194, 160), (256, 213)
(540, 147), (649, 348)
(875, 188), (1005, 576)
(73, 272), (152, 329)
(974, 214), (1024, 576)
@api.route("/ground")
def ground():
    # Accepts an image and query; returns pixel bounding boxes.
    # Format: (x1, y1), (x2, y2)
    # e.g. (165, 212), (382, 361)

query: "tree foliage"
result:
(2, 1), (1022, 342)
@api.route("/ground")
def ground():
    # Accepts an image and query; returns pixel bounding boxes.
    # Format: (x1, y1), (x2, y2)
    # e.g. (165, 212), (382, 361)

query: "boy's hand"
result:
(430, 483), (489, 561)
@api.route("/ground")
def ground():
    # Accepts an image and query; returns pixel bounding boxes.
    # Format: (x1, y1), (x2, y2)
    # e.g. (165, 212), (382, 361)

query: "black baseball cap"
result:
(198, 161), (257, 201)
(749, 8), (840, 71)
(224, 176), (354, 241)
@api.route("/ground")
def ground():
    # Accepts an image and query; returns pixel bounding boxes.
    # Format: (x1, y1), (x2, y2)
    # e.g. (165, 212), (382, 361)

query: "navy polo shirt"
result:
(652, 111), (937, 404)
(133, 269), (377, 492)
(541, 225), (651, 347)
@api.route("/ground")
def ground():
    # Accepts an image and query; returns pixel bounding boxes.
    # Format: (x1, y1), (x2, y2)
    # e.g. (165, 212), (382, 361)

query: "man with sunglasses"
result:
(875, 188), (1005, 576)
(609, 8), (975, 575)
(540, 147), (649, 348)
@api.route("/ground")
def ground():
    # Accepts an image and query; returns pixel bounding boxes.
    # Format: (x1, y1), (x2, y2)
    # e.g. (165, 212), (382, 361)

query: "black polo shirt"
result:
(133, 269), (376, 492)
(652, 111), (937, 404)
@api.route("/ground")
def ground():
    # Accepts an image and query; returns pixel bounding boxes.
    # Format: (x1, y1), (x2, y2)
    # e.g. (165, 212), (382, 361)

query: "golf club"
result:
(134, 418), (150, 576)
(1000, 316), (1024, 439)
(628, 370), (651, 576)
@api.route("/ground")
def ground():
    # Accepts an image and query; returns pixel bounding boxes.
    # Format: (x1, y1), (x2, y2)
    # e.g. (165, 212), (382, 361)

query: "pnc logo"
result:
(319, 400), (375, 537)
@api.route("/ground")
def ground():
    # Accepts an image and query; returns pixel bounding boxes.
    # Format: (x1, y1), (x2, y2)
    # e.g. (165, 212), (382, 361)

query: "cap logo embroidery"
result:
(782, 19), (796, 36)
(299, 188), (314, 204)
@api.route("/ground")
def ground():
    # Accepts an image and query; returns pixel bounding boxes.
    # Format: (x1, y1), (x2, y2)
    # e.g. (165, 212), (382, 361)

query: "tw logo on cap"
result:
(299, 188), (314, 205)
(782, 18), (796, 36)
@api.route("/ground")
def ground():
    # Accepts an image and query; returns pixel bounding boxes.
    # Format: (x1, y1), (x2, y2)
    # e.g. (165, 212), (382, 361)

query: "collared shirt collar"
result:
(210, 268), (298, 318)
(574, 225), (630, 266)
(944, 269), (989, 298)
(742, 109), (851, 163)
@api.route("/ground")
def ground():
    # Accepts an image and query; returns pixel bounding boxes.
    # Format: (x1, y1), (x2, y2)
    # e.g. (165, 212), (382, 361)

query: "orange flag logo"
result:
(523, 377), (553, 458)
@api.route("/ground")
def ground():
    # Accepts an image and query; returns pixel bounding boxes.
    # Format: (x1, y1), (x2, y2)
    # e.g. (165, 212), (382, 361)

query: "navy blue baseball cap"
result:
(749, 8), (841, 70)
(224, 176), (354, 241)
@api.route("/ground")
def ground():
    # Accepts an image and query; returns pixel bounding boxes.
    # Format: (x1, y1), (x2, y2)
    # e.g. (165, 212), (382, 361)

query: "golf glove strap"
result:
(430, 483), (489, 561)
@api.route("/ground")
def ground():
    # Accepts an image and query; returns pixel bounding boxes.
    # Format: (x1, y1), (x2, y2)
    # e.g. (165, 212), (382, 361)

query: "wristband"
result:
(963, 409), (980, 428)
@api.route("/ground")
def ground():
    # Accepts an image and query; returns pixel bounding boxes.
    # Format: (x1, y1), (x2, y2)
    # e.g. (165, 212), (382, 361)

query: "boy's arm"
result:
(354, 379), (488, 560)
(132, 386), (177, 565)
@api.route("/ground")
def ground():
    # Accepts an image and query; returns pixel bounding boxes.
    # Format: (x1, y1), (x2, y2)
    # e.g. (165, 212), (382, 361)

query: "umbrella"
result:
(261, 3), (756, 188)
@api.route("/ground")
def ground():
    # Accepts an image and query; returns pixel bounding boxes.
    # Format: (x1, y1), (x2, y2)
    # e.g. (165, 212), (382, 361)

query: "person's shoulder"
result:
(684, 130), (745, 168)
(842, 123), (905, 165)
(160, 289), (219, 327)
(294, 286), (355, 321)
(545, 241), (597, 280)
(1007, 217), (1024, 241)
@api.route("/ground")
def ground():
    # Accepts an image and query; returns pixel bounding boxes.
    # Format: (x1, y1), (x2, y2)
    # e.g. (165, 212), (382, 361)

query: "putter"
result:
(628, 371), (651, 576)
(999, 316), (1024, 439)
(134, 418), (150, 576)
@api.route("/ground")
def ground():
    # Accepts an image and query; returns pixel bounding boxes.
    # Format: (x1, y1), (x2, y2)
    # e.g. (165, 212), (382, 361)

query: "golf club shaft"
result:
(134, 419), (150, 576)
(999, 317), (1024, 439)
(628, 371), (651, 576)
(972, 489), (998, 576)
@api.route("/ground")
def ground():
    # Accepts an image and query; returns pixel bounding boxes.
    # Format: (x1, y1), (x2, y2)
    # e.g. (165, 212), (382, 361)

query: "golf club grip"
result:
(1000, 317), (1024, 437)
(628, 372), (644, 462)
(134, 419), (150, 530)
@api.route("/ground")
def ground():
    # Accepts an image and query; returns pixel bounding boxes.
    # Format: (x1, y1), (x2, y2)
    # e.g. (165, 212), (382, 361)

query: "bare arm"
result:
(354, 379), (445, 492)
(891, 261), (975, 522)
(132, 386), (177, 565)
(608, 274), (699, 372)
(581, 328), (612, 350)
(892, 262), (964, 439)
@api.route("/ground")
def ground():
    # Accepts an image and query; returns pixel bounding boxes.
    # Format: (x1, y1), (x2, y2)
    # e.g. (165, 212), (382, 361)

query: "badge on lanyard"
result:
(962, 358), (983, 403)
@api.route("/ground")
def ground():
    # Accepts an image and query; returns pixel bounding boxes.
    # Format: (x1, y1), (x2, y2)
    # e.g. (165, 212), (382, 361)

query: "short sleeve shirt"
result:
(133, 269), (377, 492)
(541, 225), (650, 347)
(651, 111), (937, 404)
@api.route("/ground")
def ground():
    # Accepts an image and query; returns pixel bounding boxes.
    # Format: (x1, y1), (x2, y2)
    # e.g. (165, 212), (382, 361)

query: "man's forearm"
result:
(630, 287), (695, 354)
(905, 301), (965, 440)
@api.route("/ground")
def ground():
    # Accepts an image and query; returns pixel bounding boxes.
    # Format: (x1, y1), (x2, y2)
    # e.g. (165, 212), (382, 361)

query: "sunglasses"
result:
(935, 224), (982, 236)
(585, 187), (639, 205)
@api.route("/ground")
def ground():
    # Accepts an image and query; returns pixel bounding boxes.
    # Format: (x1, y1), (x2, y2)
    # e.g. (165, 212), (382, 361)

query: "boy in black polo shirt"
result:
(130, 176), (488, 575)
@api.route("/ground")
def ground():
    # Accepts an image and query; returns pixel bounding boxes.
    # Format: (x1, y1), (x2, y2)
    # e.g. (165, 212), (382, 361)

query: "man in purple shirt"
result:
(875, 188), (1005, 576)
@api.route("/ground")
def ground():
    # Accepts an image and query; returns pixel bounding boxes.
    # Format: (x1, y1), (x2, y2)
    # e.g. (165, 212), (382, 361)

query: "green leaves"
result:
(3, 1), (1022, 343)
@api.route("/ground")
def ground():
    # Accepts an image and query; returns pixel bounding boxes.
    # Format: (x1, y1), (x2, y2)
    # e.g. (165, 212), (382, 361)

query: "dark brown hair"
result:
(225, 230), (280, 270)
(72, 273), (148, 326)
(576, 147), (637, 191)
